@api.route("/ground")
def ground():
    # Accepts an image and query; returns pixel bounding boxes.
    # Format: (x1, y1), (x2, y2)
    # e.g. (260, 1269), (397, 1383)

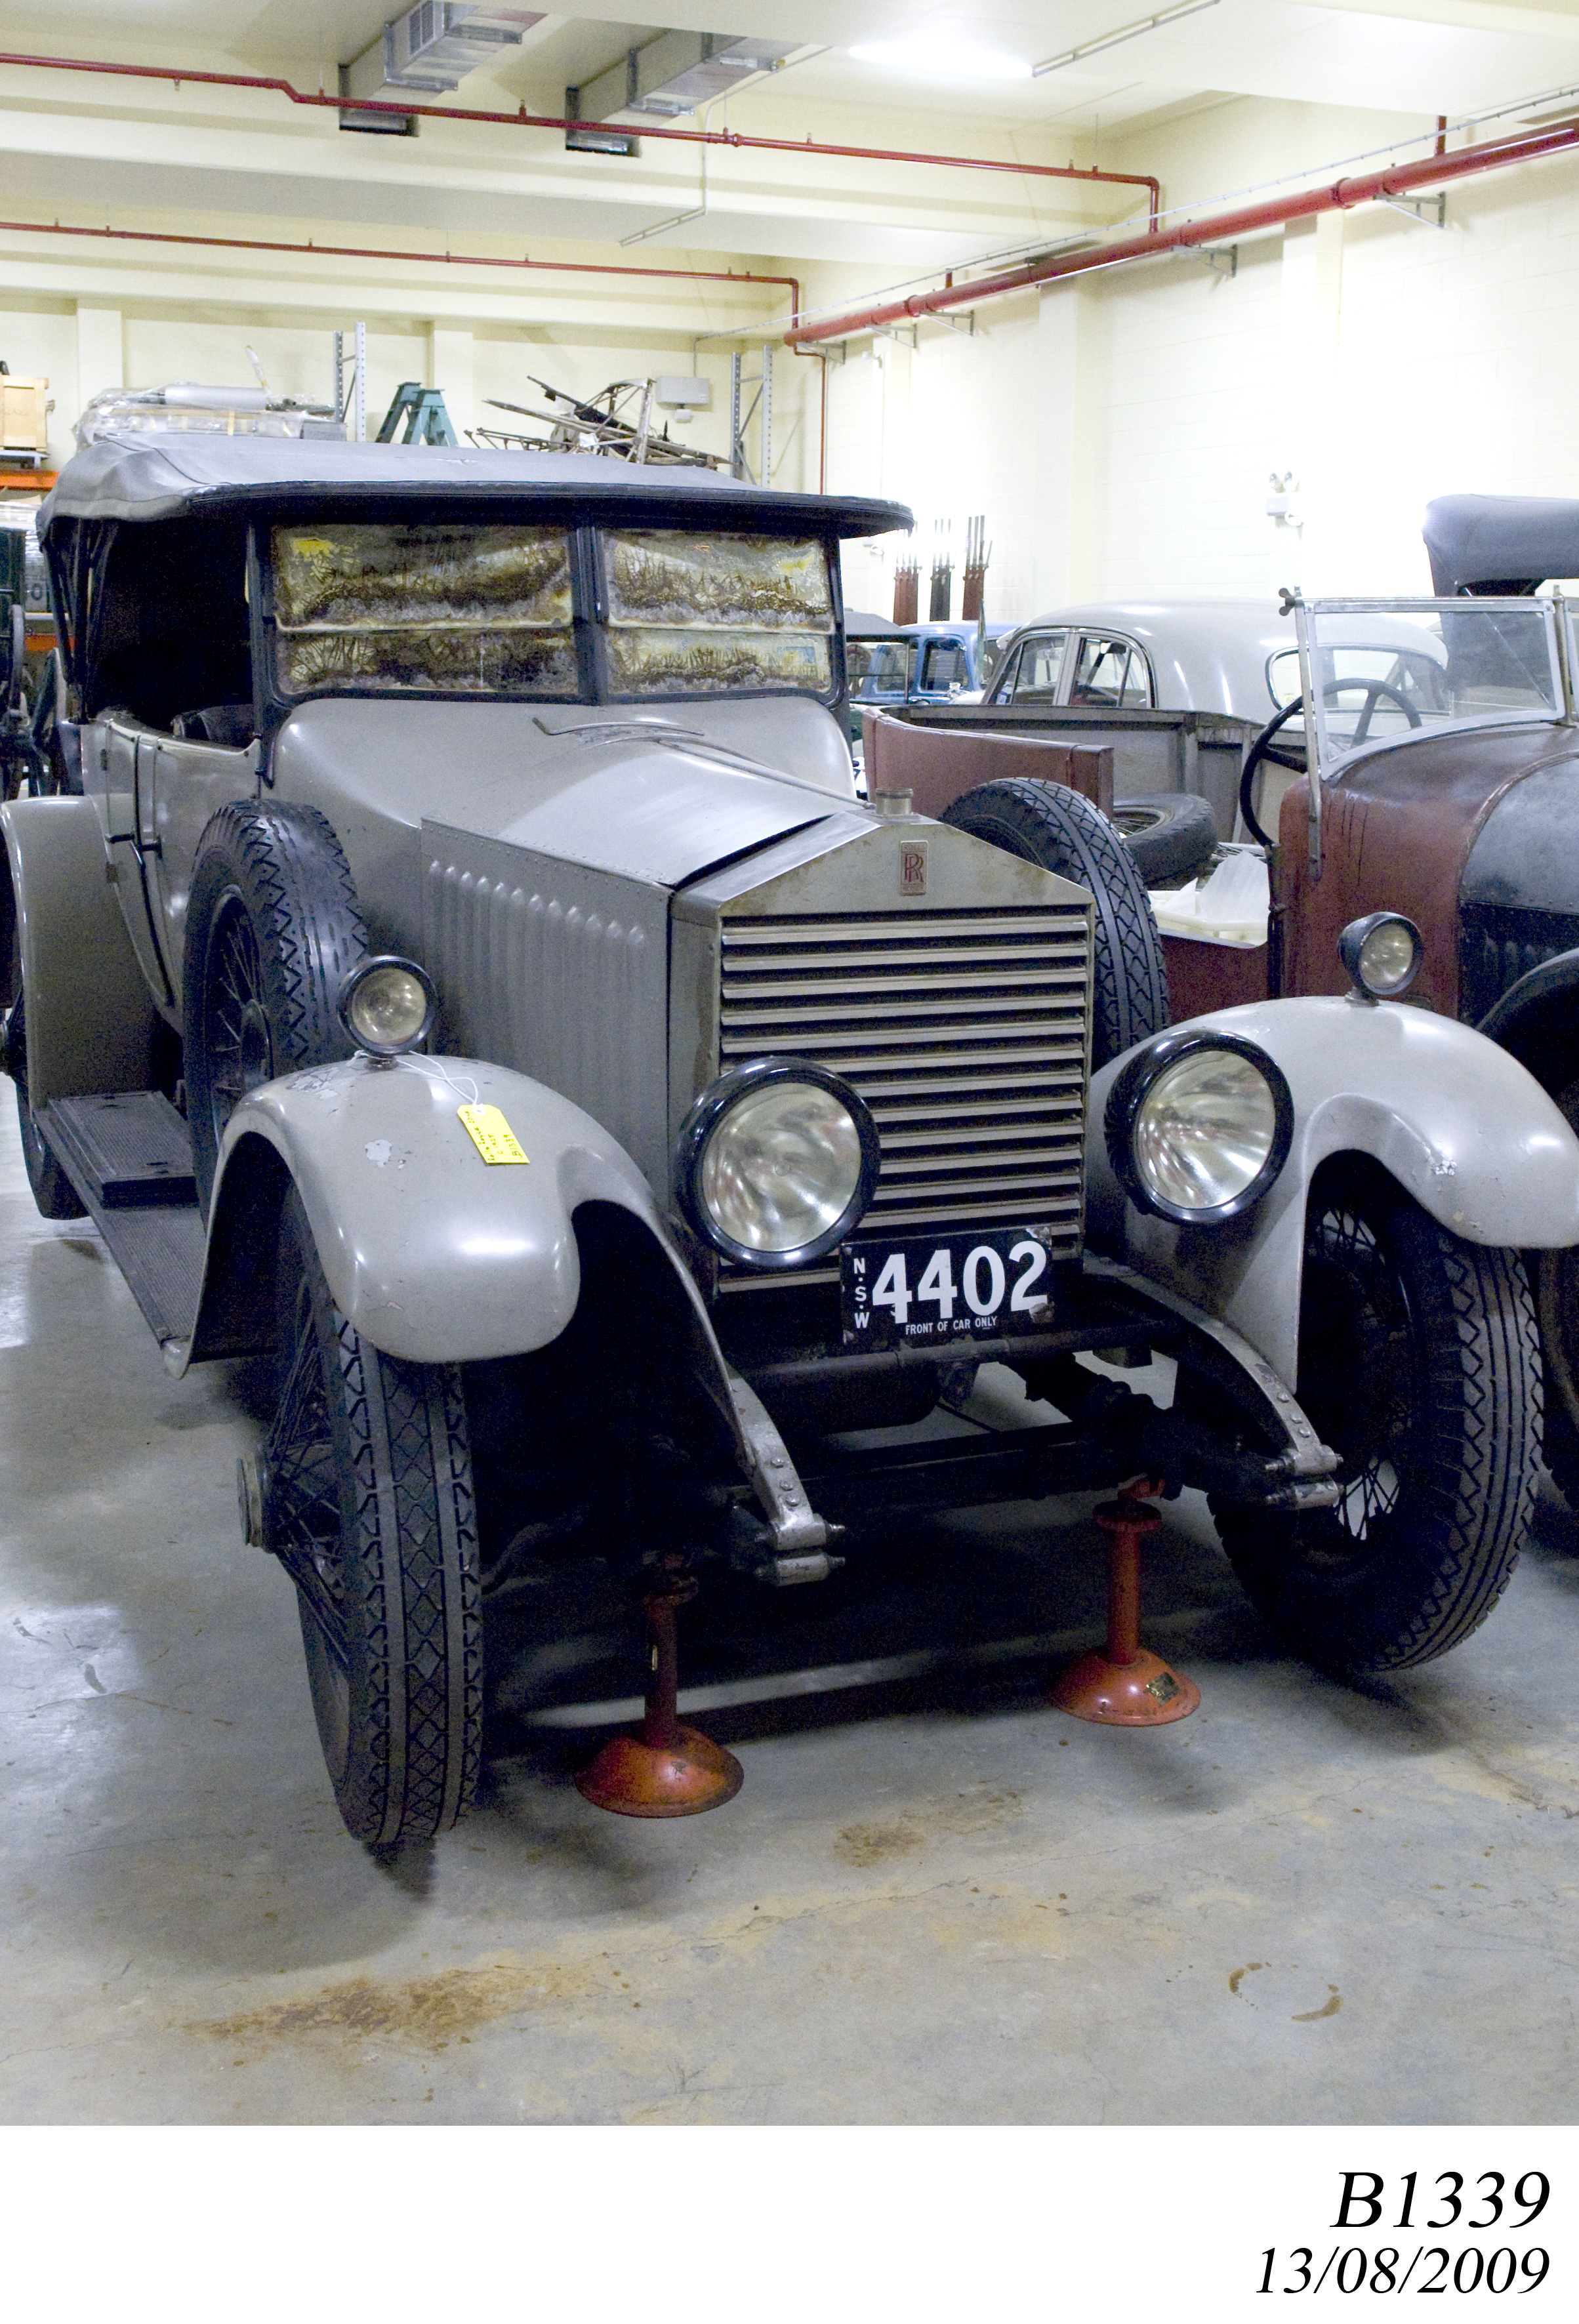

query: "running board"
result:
(40, 1091), (205, 1349)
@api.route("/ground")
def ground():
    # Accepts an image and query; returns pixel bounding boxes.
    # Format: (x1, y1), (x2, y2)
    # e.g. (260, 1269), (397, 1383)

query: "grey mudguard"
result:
(1087, 994), (1579, 1385)
(1, 794), (164, 1101)
(186, 1050), (710, 1366)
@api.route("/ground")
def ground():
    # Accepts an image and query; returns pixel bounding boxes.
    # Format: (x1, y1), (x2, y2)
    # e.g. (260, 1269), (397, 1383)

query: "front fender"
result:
(186, 1051), (690, 1366)
(180, 1052), (829, 1558)
(1088, 995), (1579, 1382)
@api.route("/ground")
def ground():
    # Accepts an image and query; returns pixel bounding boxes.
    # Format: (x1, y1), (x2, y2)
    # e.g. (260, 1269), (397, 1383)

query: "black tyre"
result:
(1213, 1161), (1540, 1675)
(940, 777), (1170, 1067)
(184, 802), (367, 1213)
(1532, 1077), (1579, 1512)
(1110, 791), (1218, 886)
(263, 1191), (483, 1846)
(3, 987), (87, 1219)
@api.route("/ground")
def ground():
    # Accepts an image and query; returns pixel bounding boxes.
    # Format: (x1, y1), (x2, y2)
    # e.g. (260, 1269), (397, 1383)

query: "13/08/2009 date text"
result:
(1256, 2245), (1549, 2294)
(1258, 2174), (1552, 2296)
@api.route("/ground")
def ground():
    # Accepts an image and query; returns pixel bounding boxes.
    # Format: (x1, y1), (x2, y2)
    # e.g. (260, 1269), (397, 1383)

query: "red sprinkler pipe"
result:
(787, 113), (1579, 345)
(0, 49), (1163, 239)
(0, 212), (800, 312)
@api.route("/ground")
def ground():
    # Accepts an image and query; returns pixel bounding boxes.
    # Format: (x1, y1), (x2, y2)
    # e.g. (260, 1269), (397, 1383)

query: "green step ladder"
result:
(376, 382), (459, 446)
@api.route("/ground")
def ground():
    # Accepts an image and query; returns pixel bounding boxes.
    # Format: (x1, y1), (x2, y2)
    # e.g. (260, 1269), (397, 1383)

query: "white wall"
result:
(819, 121), (1579, 624)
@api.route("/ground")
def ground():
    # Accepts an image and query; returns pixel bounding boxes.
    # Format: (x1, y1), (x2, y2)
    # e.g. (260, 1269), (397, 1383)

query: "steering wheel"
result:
(1239, 698), (1307, 849)
(1322, 676), (1422, 745)
(1239, 680), (1424, 850)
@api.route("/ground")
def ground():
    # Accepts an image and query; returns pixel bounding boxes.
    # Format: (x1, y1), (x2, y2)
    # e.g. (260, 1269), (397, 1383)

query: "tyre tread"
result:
(1213, 1183), (1540, 1675)
(939, 778), (1170, 1065)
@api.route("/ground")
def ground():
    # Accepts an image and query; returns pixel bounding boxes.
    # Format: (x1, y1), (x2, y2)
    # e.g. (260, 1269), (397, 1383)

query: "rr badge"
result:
(899, 837), (928, 896)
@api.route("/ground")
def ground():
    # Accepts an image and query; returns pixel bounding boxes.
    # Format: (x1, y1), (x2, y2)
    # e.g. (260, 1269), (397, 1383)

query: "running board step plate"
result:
(40, 1092), (205, 1348)
(45, 1091), (197, 1207)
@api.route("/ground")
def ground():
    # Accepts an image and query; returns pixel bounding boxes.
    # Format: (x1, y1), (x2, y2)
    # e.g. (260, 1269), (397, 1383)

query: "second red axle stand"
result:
(576, 1566), (744, 1818)
(1050, 1484), (1200, 1726)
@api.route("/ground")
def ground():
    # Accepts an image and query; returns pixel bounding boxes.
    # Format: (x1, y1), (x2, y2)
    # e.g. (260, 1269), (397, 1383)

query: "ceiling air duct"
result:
(342, 5), (544, 131)
(567, 31), (799, 151)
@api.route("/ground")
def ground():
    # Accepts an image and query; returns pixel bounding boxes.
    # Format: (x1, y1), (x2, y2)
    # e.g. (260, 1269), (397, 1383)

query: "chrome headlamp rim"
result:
(335, 955), (439, 1059)
(674, 1056), (882, 1271)
(1104, 1029), (1294, 1227)
(1338, 910), (1424, 1000)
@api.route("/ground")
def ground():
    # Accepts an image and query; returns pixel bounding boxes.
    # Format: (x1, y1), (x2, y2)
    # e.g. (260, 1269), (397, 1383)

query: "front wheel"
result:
(262, 1192), (483, 1846)
(1212, 1162), (1540, 1674)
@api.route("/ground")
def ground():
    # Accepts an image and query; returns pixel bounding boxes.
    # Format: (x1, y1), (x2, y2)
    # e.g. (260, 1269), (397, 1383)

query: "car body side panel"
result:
(422, 826), (670, 1191)
(1086, 996), (1579, 1384)
(1462, 760), (1579, 914)
(1, 794), (163, 1103)
(192, 1052), (711, 1369)
(1277, 725), (1579, 1017)
(267, 696), (846, 963)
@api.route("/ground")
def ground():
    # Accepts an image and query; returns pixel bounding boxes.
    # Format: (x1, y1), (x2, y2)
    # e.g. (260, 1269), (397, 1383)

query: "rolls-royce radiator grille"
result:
(719, 907), (1092, 1248)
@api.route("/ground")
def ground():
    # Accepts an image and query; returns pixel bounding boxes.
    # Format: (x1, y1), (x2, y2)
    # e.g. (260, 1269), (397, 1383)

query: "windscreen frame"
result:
(248, 507), (850, 727)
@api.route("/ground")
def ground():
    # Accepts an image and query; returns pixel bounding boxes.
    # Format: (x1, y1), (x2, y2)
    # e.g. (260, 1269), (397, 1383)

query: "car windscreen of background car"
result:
(855, 638), (911, 695)
(272, 524), (575, 695)
(602, 531), (833, 696)
(1298, 600), (1565, 773)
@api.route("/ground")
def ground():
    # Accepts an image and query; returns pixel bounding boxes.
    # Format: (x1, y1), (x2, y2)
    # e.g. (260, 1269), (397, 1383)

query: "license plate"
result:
(840, 1225), (1057, 1350)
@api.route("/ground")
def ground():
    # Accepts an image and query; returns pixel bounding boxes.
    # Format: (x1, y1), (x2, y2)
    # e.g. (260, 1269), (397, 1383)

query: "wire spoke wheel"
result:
(262, 1191), (483, 1846)
(1213, 1162), (1540, 1674)
(1300, 1202), (1416, 1548)
(201, 894), (273, 1133)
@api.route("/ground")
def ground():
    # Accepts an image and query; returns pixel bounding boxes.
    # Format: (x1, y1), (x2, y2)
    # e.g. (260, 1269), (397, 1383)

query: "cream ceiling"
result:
(0, 3), (1576, 278)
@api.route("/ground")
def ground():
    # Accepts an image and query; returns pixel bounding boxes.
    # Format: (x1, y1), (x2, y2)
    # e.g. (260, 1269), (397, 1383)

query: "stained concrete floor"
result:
(3, 1102), (1579, 2128)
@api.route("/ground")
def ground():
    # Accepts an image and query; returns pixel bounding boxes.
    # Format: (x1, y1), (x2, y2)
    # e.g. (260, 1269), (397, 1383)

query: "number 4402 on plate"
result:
(840, 1225), (1056, 1349)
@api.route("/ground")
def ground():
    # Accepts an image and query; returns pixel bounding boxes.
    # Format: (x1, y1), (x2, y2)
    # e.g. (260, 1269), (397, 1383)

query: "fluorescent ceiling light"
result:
(848, 39), (1033, 83)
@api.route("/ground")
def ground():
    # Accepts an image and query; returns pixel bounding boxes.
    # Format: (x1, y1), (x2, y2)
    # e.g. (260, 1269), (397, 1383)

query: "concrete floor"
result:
(4, 1101), (1579, 2127)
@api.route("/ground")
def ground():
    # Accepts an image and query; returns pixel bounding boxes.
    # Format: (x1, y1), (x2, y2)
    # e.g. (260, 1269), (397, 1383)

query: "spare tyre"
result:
(939, 777), (1169, 1067)
(1109, 791), (1218, 886)
(184, 802), (368, 1213)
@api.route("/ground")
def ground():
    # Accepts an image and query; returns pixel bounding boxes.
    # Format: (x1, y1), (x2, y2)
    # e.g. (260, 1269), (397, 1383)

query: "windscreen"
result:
(271, 523), (575, 695)
(602, 530), (834, 697)
(1295, 600), (1564, 773)
(852, 638), (911, 695)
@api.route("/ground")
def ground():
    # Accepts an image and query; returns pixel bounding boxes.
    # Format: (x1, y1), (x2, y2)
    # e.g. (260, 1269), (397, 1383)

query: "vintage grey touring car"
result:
(3, 438), (1576, 1850)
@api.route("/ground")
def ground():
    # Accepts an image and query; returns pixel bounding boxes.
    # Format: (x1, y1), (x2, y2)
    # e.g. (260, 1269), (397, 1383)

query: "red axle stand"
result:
(1050, 1484), (1200, 1726)
(576, 1568), (744, 1818)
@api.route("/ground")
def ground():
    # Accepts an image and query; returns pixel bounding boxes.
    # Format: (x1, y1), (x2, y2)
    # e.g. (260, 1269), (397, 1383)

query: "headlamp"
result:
(675, 1057), (881, 1268)
(1338, 912), (1423, 1001)
(336, 956), (438, 1059)
(1105, 1030), (1294, 1225)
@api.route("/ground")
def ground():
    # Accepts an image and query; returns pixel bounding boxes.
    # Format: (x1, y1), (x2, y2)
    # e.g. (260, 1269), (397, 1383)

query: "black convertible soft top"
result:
(1424, 494), (1579, 596)
(37, 435), (911, 544)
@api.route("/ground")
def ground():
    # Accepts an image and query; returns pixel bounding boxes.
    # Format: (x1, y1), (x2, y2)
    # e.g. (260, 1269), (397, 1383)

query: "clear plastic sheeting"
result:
(272, 523), (574, 696)
(1296, 598), (1566, 775)
(76, 386), (337, 449)
(604, 530), (834, 696)
(1150, 851), (1270, 948)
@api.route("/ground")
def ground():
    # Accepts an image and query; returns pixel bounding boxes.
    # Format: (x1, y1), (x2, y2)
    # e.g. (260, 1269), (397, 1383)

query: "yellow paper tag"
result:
(457, 1104), (529, 1166)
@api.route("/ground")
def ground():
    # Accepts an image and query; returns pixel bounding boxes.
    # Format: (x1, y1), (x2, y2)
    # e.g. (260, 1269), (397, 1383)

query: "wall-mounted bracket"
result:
(1195, 243), (1238, 280)
(1376, 191), (1446, 228)
(928, 310), (977, 338)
